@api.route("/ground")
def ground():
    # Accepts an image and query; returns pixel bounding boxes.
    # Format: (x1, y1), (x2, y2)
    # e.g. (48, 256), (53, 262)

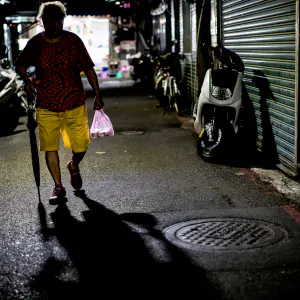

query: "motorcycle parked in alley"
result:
(0, 58), (29, 135)
(194, 45), (244, 159)
(127, 52), (153, 85)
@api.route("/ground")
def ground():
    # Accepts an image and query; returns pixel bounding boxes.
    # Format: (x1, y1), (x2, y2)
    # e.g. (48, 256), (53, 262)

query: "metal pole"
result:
(36, 0), (41, 13)
(210, 0), (217, 47)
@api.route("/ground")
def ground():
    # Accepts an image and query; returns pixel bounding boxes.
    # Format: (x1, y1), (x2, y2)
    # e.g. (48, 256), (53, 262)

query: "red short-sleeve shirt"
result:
(15, 30), (95, 111)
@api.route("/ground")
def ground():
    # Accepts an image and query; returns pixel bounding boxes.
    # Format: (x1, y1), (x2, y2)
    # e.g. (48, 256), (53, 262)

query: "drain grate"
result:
(120, 131), (145, 136)
(164, 218), (285, 250)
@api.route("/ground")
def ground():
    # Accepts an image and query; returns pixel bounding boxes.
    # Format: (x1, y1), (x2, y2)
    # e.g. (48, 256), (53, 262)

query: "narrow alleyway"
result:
(0, 84), (300, 299)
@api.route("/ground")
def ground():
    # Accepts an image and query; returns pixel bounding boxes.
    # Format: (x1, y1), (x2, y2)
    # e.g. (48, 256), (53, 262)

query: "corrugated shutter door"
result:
(191, 3), (197, 112)
(221, 0), (297, 171)
(183, 54), (193, 109)
(170, 0), (176, 52)
(179, 0), (184, 53)
(180, 1), (197, 113)
(180, 0), (191, 110)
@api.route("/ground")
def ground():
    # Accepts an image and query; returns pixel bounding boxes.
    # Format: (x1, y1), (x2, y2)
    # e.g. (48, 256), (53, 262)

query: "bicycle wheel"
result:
(172, 80), (183, 116)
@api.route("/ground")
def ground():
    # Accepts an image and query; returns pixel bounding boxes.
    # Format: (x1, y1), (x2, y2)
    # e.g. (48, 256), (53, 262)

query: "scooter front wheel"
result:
(197, 122), (234, 159)
(0, 104), (20, 136)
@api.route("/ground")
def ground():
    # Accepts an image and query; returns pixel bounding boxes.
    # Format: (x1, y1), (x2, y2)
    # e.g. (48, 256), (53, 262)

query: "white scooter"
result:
(194, 45), (244, 158)
(0, 58), (28, 135)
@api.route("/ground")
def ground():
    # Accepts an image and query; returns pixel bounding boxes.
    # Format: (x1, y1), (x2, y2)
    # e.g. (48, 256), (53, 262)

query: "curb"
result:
(251, 168), (300, 204)
(177, 115), (195, 131)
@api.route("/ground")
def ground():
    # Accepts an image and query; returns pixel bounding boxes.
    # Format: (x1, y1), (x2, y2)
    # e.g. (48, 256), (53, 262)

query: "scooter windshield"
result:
(210, 68), (238, 100)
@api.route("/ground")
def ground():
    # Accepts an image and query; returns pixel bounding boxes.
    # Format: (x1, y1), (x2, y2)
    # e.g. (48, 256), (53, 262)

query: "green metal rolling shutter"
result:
(221, 0), (297, 171)
(170, 0), (176, 51)
(191, 3), (197, 113)
(179, 0), (184, 53)
(180, 0), (190, 109)
(173, 0), (180, 53)
(179, 1), (198, 113)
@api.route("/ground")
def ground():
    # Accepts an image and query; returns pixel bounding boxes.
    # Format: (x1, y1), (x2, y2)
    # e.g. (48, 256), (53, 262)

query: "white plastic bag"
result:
(90, 109), (114, 137)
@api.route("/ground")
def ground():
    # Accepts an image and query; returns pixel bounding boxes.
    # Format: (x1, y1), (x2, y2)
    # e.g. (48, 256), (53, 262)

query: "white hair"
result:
(37, 1), (67, 20)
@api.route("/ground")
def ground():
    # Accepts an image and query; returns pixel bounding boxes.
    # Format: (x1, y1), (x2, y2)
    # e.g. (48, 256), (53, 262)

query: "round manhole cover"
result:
(164, 218), (285, 251)
(120, 131), (145, 136)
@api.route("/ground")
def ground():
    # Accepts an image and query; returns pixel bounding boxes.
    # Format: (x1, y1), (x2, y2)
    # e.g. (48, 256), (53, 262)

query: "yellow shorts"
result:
(36, 105), (90, 153)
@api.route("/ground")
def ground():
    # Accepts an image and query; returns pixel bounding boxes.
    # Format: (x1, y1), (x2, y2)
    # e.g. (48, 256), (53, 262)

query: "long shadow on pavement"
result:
(32, 191), (222, 299)
(0, 129), (27, 138)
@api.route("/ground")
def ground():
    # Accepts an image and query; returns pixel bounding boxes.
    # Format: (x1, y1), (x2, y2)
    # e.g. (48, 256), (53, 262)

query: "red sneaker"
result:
(49, 186), (67, 205)
(67, 161), (82, 190)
